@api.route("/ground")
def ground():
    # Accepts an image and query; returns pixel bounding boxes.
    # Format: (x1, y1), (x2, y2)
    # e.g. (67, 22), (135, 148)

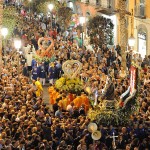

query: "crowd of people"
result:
(0, 3), (149, 150)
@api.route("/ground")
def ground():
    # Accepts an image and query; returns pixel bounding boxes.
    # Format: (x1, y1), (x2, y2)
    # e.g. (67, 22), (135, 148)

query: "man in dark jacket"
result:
(22, 63), (29, 77)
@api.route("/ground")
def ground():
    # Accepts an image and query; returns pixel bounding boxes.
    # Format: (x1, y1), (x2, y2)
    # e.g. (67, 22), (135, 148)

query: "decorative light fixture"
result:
(128, 35), (135, 47)
(14, 39), (22, 51)
(79, 16), (86, 47)
(79, 16), (86, 25)
(1, 27), (8, 39)
(128, 9), (135, 47)
(48, 4), (54, 28)
(48, 4), (54, 11)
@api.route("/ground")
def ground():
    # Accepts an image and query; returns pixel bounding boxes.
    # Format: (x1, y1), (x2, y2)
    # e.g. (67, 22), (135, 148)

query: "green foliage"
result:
(89, 92), (139, 126)
(87, 16), (114, 47)
(34, 55), (56, 63)
(57, 7), (72, 30)
(36, 0), (63, 14)
(55, 77), (83, 94)
(2, 6), (17, 39)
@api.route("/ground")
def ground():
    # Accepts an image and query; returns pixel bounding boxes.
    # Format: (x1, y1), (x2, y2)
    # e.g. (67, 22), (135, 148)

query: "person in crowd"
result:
(48, 62), (57, 85)
(34, 77), (43, 97)
(22, 63), (29, 77)
(32, 63), (39, 80)
(0, 4), (149, 150)
(39, 62), (46, 86)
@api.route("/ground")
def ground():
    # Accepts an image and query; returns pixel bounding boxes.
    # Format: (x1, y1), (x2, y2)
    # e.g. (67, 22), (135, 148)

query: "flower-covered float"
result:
(55, 77), (83, 94)
(55, 60), (83, 94)
(35, 37), (55, 63)
(48, 60), (91, 111)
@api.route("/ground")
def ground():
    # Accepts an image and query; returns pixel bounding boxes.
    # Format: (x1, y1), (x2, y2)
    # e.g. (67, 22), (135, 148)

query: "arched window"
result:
(138, 28), (147, 58)
(140, 0), (145, 3)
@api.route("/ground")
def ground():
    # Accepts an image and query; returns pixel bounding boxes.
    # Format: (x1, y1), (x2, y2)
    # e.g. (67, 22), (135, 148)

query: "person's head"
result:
(126, 144), (131, 150)
(70, 102), (74, 107)
(122, 127), (127, 134)
(58, 107), (62, 111)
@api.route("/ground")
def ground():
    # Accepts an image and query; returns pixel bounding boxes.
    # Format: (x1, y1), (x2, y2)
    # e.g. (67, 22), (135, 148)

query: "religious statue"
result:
(101, 75), (115, 100)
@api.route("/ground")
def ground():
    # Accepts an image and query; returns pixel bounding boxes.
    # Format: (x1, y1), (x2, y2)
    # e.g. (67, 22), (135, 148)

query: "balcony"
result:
(134, 4), (146, 19)
(96, 0), (116, 16)
(80, 0), (89, 4)
(80, 0), (97, 5)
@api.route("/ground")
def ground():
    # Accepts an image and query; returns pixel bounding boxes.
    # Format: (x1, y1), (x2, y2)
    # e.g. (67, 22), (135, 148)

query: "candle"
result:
(94, 90), (98, 106)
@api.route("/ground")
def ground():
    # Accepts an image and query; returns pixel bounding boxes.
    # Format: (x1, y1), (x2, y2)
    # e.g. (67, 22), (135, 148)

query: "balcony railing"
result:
(80, 0), (89, 4)
(96, 0), (116, 15)
(134, 4), (146, 19)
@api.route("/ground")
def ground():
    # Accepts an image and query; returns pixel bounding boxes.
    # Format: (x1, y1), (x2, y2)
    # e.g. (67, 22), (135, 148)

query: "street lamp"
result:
(48, 4), (54, 28)
(128, 35), (135, 47)
(79, 16), (86, 48)
(14, 39), (22, 51)
(1, 27), (8, 39)
(1, 27), (8, 65)
(128, 9), (135, 48)
(29, 0), (32, 13)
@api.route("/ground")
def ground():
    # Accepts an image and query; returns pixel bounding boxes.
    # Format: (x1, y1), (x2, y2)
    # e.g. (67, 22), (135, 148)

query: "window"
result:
(138, 29), (146, 58)
(135, 0), (145, 18)
(140, 0), (145, 3)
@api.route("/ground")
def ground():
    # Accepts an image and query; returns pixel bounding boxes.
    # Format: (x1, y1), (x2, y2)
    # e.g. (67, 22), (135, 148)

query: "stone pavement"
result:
(43, 84), (50, 105)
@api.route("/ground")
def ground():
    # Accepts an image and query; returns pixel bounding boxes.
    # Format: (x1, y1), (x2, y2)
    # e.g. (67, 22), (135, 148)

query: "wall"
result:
(75, 1), (97, 17)
(127, 0), (150, 56)
(146, 0), (150, 18)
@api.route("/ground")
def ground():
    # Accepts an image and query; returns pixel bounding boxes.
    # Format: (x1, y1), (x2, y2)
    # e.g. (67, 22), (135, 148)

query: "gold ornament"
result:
(37, 37), (54, 57)
(62, 60), (82, 79)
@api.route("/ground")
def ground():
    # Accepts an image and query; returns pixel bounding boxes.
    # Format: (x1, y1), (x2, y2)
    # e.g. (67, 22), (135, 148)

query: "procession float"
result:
(88, 62), (140, 126)
(35, 37), (55, 63)
(55, 60), (83, 94)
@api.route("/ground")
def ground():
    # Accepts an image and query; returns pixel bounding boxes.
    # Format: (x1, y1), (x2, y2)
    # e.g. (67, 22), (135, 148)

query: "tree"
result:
(35, 0), (61, 15)
(57, 6), (72, 30)
(87, 16), (114, 48)
(118, 0), (128, 68)
(3, 6), (17, 39)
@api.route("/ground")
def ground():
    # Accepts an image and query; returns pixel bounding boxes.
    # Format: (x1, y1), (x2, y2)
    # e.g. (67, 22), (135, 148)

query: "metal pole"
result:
(17, 49), (20, 74)
(3, 39), (6, 65)
(82, 25), (83, 48)
(51, 13), (53, 29)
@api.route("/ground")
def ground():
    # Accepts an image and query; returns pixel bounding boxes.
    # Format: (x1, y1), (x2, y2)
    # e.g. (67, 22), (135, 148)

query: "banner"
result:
(130, 66), (137, 94)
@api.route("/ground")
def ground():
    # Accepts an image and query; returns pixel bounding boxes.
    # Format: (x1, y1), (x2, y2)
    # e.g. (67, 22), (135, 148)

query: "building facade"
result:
(68, 0), (150, 57)
(130, 0), (150, 57)
(75, 0), (119, 45)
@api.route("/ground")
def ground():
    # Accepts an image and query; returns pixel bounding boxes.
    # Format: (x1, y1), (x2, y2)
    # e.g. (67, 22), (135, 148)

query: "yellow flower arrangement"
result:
(55, 77), (83, 93)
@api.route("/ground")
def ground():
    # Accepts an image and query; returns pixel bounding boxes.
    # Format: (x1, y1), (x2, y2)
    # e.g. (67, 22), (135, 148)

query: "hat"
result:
(91, 131), (101, 140)
(88, 123), (97, 133)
